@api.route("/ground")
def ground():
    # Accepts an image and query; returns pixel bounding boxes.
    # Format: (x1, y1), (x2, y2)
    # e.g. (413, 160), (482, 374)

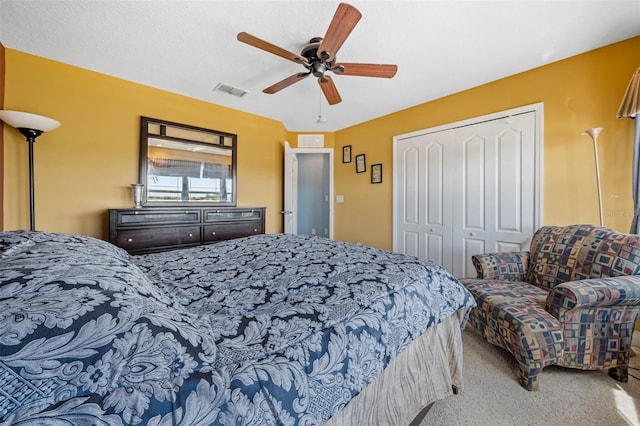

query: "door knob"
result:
(469, 232), (476, 236)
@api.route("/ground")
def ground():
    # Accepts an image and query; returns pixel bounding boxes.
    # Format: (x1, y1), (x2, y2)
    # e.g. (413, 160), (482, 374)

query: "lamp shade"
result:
(0, 110), (61, 132)
(617, 65), (640, 119)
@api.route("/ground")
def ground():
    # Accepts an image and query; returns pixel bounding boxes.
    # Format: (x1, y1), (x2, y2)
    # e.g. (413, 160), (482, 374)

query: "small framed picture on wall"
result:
(371, 163), (382, 184)
(355, 154), (366, 173)
(342, 145), (352, 163)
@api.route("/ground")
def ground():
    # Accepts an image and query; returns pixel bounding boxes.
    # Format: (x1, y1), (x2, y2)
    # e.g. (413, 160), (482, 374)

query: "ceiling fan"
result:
(237, 2), (397, 105)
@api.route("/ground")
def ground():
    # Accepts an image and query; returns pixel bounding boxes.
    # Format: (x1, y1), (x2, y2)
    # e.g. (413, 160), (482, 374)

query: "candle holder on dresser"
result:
(131, 184), (144, 208)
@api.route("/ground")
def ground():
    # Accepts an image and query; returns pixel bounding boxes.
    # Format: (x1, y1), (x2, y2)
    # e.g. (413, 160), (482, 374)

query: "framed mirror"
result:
(139, 116), (237, 205)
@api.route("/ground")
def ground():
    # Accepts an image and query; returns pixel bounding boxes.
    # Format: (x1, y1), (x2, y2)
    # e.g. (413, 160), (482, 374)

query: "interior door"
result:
(394, 132), (453, 268)
(283, 141), (297, 234)
(283, 143), (334, 237)
(451, 112), (537, 277)
(393, 104), (541, 278)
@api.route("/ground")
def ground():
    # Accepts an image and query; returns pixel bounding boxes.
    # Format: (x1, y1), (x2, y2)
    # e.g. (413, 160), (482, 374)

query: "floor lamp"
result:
(583, 127), (604, 226)
(616, 65), (640, 233)
(0, 110), (61, 231)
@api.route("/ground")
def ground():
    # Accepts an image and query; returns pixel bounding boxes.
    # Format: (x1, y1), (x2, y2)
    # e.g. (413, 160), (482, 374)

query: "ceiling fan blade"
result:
(318, 75), (342, 105)
(333, 63), (398, 78)
(237, 32), (309, 65)
(317, 3), (362, 62)
(263, 72), (310, 94)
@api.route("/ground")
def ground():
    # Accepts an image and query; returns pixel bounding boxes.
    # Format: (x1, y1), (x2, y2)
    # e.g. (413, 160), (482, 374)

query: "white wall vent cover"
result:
(298, 134), (324, 147)
(214, 82), (248, 98)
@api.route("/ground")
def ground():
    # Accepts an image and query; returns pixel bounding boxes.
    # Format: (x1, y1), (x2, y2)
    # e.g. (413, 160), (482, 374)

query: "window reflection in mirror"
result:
(140, 117), (237, 205)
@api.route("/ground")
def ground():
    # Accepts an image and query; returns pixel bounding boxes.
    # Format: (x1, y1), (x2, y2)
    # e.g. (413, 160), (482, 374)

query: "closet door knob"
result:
(469, 232), (476, 236)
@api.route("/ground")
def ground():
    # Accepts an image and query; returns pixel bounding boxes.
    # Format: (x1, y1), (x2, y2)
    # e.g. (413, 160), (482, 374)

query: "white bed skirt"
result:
(326, 310), (466, 425)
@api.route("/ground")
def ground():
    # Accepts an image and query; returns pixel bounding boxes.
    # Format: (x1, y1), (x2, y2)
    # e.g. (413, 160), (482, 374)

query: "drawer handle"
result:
(254, 229), (258, 232)
(127, 238), (133, 243)
(211, 231), (216, 235)
(188, 233), (193, 237)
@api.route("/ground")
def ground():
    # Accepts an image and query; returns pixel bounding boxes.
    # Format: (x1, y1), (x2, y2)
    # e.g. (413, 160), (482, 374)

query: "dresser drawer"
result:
(116, 226), (201, 251)
(116, 210), (201, 226)
(204, 208), (263, 222)
(204, 222), (264, 242)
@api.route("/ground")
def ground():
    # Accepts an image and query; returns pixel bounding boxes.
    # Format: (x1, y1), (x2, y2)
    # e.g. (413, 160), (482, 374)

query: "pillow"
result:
(0, 230), (131, 261)
(0, 230), (215, 419)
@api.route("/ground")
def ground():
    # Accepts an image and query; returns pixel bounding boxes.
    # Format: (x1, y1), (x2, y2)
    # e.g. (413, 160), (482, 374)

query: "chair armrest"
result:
(471, 252), (530, 280)
(545, 275), (640, 320)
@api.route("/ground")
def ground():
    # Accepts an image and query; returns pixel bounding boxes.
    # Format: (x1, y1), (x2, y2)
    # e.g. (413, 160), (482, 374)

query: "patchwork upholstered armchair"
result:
(460, 224), (640, 391)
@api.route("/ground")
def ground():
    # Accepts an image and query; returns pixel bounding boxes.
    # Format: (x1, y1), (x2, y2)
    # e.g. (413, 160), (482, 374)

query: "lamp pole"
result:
(584, 127), (604, 226)
(18, 128), (43, 231)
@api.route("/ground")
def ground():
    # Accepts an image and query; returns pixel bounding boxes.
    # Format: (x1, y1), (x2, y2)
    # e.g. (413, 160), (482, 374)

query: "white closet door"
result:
(393, 105), (541, 278)
(451, 113), (536, 278)
(395, 132), (453, 267)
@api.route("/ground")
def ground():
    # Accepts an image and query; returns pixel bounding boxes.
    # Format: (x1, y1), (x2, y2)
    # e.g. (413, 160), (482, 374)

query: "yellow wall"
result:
(4, 37), (640, 246)
(3, 49), (287, 238)
(333, 36), (640, 250)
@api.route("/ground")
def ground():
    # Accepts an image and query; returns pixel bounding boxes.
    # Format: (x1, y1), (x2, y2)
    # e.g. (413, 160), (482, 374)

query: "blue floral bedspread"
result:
(0, 231), (474, 425)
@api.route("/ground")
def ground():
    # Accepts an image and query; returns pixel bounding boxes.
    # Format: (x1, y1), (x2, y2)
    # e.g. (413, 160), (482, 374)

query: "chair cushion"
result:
(526, 224), (640, 291)
(462, 279), (564, 369)
(464, 279), (549, 304)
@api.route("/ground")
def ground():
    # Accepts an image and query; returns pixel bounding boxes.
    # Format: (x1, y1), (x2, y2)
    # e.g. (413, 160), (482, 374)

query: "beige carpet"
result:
(424, 329), (640, 425)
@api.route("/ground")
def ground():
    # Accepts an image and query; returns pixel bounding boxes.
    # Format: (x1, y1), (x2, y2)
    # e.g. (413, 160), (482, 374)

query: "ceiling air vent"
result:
(214, 82), (248, 98)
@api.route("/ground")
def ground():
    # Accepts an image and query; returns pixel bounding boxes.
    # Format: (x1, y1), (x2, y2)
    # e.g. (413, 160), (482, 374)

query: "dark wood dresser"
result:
(109, 206), (265, 254)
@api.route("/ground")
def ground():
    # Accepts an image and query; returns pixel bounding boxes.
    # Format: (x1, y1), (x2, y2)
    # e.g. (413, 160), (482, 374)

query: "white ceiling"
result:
(1, 1), (639, 132)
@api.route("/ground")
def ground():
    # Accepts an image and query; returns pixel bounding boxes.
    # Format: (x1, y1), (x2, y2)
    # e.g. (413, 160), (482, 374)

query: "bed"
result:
(0, 230), (475, 425)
